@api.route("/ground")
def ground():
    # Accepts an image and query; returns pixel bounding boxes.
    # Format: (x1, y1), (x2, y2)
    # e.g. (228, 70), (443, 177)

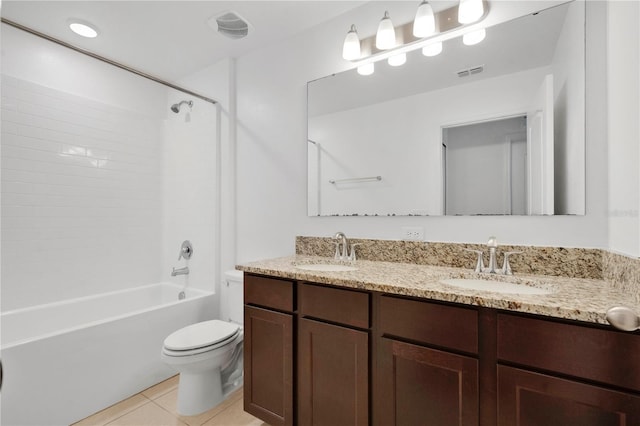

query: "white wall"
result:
(236, 1), (608, 262)
(607, 0), (640, 258)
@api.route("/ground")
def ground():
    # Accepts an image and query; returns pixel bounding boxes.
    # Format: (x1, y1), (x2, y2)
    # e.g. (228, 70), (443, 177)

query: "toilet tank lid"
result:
(164, 320), (239, 351)
(224, 270), (243, 282)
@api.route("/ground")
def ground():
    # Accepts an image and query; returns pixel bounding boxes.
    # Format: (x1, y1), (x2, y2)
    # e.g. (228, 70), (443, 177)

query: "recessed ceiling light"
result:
(68, 19), (99, 38)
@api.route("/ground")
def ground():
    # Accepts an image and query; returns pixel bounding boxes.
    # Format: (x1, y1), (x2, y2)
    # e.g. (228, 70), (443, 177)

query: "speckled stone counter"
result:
(295, 236), (604, 279)
(237, 255), (640, 326)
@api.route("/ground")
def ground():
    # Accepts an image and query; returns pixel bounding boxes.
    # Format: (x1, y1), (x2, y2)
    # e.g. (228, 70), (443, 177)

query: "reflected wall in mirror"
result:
(307, 1), (585, 216)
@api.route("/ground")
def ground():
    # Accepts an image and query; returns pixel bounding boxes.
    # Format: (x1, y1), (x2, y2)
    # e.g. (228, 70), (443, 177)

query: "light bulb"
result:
(357, 63), (375, 76)
(388, 53), (406, 67)
(376, 11), (396, 50)
(342, 25), (361, 61)
(413, 1), (436, 38)
(458, 0), (484, 24)
(463, 28), (486, 45)
(422, 41), (443, 57)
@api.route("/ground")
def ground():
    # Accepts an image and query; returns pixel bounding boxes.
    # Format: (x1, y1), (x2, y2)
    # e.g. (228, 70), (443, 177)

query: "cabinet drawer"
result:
(497, 313), (640, 392)
(244, 274), (294, 312)
(379, 295), (478, 354)
(299, 283), (370, 329)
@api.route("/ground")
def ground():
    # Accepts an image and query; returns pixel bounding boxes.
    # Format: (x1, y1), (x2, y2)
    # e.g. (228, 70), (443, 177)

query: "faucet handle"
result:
(332, 242), (341, 260)
(348, 243), (361, 262)
(501, 251), (522, 275)
(464, 249), (485, 273)
(178, 240), (193, 261)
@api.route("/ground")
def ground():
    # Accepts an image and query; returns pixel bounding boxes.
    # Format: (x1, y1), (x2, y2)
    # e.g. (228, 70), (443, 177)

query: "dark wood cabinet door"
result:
(377, 337), (479, 426)
(244, 306), (293, 426)
(498, 365), (640, 426)
(298, 318), (369, 426)
(375, 338), (479, 426)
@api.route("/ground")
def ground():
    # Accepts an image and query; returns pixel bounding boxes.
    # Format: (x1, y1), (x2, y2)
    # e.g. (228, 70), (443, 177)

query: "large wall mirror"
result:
(307, 1), (585, 216)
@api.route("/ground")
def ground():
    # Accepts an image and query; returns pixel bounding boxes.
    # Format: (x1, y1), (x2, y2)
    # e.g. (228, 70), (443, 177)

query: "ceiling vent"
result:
(208, 11), (251, 40)
(457, 64), (484, 78)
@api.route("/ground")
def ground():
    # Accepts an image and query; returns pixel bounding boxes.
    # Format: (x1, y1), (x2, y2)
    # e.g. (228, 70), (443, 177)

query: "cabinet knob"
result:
(606, 306), (640, 331)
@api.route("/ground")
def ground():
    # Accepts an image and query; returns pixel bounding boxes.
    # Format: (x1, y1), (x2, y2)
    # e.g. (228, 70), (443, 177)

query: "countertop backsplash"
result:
(604, 251), (640, 302)
(295, 236), (640, 303)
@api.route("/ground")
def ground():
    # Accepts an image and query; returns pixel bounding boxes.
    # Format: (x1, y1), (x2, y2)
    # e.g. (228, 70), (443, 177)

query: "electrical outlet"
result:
(402, 226), (424, 241)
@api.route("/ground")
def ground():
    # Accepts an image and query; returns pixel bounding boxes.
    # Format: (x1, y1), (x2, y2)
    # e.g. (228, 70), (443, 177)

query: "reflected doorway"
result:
(443, 116), (527, 215)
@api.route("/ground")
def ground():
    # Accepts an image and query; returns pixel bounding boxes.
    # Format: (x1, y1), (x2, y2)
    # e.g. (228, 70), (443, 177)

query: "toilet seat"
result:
(163, 320), (240, 357)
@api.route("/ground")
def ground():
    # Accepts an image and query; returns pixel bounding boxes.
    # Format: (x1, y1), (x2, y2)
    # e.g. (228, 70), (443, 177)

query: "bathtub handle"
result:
(178, 240), (193, 261)
(0, 359), (3, 392)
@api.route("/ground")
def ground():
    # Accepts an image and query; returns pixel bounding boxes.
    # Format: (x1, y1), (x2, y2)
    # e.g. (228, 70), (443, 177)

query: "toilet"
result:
(162, 270), (244, 416)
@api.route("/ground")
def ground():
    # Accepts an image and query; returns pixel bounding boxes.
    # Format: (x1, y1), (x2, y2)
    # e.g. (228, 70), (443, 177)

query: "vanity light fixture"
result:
(422, 41), (443, 57)
(388, 53), (407, 67)
(413, 1), (436, 38)
(344, 0), (488, 75)
(458, 0), (484, 24)
(375, 11), (396, 50)
(357, 63), (375, 76)
(463, 28), (486, 45)
(342, 25), (361, 60)
(68, 19), (99, 38)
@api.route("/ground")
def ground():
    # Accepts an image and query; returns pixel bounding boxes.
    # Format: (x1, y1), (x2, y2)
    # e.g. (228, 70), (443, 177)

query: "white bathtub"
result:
(0, 283), (215, 425)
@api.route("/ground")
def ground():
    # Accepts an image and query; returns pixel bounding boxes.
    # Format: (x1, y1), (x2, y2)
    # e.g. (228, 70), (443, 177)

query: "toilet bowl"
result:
(162, 319), (244, 415)
(162, 270), (244, 416)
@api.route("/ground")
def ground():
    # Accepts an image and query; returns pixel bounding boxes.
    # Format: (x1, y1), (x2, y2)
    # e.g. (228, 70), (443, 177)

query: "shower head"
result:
(170, 100), (193, 113)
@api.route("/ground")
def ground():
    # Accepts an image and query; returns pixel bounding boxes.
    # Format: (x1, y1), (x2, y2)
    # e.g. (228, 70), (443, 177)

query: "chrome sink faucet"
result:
(333, 231), (349, 260)
(465, 236), (522, 275)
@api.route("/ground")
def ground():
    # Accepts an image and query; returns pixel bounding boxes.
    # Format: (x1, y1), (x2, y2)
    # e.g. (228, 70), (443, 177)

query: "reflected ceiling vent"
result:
(207, 11), (252, 40)
(457, 64), (484, 77)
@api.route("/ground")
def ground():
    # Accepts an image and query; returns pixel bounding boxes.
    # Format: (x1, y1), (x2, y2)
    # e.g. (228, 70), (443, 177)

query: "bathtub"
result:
(0, 283), (215, 426)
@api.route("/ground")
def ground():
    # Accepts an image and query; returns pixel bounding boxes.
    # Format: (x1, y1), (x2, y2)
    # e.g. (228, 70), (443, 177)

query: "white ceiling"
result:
(1, 1), (366, 82)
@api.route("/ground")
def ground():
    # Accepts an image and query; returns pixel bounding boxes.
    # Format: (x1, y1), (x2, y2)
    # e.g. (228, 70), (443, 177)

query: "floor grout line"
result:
(77, 380), (256, 426)
(103, 398), (153, 426)
(148, 399), (188, 426)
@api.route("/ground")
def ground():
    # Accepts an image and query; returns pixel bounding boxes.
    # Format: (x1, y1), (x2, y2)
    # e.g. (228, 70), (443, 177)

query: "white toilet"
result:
(162, 270), (244, 416)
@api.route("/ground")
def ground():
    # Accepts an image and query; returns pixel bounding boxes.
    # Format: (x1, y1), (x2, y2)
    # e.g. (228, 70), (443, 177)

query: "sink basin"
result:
(440, 278), (552, 295)
(295, 264), (358, 272)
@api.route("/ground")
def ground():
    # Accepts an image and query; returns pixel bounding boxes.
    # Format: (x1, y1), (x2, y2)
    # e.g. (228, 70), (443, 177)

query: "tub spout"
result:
(171, 266), (189, 277)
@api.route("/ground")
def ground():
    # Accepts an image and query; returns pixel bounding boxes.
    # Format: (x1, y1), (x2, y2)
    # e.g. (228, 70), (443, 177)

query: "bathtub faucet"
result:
(171, 266), (189, 277)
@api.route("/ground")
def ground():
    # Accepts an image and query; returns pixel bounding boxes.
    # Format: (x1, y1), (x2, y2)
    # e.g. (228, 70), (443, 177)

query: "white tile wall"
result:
(1, 75), (164, 311)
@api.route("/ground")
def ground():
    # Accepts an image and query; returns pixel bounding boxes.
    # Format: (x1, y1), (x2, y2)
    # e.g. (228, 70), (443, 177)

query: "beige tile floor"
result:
(73, 376), (268, 426)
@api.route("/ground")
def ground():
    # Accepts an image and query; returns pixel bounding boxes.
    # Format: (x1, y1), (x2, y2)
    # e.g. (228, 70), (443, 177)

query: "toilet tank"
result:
(223, 270), (244, 324)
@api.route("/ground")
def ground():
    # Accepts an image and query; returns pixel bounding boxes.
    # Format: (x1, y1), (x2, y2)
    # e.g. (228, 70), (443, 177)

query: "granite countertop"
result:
(237, 255), (640, 326)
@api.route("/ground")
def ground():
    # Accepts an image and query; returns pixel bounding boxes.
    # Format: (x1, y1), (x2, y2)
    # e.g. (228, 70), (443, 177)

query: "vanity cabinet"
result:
(297, 283), (370, 426)
(496, 313), (640, 425)
(243, 272), (640, 426)
(243, 275), (295, 426)
(377, 295), (480, 426)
